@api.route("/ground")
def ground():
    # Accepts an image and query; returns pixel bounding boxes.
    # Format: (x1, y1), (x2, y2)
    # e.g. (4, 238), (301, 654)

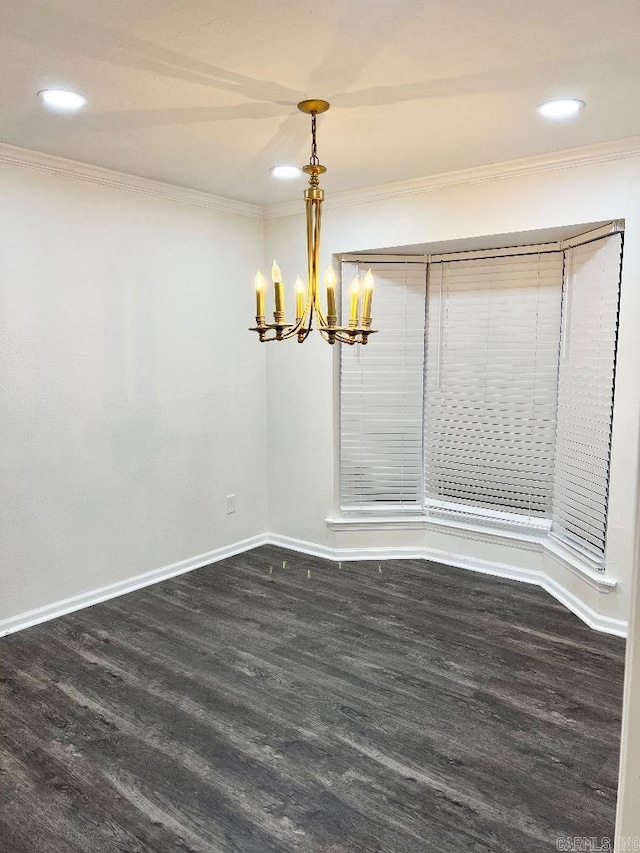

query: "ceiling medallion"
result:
(250, 100), (377, 345)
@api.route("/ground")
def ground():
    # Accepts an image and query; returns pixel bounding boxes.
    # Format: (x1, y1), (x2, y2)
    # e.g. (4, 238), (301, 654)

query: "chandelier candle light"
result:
(250, 99), (377, 345)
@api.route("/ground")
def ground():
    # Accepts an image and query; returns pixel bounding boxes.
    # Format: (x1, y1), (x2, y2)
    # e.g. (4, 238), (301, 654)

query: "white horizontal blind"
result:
(551, 233), (623, 562)
(340, 261), (427, 511)
(424, 252), (564, 520)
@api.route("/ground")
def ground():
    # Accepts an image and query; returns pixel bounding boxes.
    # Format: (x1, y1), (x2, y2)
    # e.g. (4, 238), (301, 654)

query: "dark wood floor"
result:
(0, 546), (625, 853)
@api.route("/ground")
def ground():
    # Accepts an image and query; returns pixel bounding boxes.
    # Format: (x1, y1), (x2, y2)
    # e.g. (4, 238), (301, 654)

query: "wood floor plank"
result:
(0, 546), (625, 852)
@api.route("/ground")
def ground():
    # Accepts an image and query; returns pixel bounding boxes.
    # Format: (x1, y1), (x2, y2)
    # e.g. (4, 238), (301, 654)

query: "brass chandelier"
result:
(250, 99), (377, 345)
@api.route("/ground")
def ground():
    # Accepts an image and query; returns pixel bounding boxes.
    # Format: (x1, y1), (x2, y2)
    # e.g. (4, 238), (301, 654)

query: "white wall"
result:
(0, 163), (268, 623)
(263, 154), (640, 628)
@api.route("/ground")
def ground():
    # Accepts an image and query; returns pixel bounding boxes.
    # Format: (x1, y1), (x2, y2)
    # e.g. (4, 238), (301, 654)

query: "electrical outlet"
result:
(226, 494), (236, 514)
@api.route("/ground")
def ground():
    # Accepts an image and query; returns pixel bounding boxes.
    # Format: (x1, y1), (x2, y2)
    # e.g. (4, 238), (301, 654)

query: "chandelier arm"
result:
(336, 328), (367, 344)
(315, 304), (329, 327)
(250, 311), (310, 342)
(297, 292), (314, 342)
(303, 294), (314, 336)
(315, 198), (321, 275)
(314, 197), (322, 306)
(311, 199), (331, 328)
(279, 311), (312, 340)
(306, 276), (315, 325)
(278, 327), (303, 341)
(306, 199), (315, 301)
(311, 200), (320, 308)
(298, 321), (313, 342)
(297, 266), (315, 343)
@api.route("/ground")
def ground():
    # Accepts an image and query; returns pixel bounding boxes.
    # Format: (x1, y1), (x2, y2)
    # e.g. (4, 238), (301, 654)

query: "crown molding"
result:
(263, 135), (640, 220)
(4, 135), (640, 224)
(0, 141), (263, 220)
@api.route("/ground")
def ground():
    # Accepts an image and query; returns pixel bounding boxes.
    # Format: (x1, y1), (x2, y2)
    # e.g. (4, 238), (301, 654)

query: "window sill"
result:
(326, 512), (546, 549)
(325, 514), (616, 594)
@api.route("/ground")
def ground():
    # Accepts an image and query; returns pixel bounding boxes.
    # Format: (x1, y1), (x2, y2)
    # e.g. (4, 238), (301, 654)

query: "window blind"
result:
(551, 233), (623, 562)
(424, 252), (564, 521)
(340, 261), (427, 511)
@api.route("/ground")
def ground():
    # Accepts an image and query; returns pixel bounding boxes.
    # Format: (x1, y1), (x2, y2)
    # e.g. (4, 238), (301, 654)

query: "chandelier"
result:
(250, 99), (377, 345)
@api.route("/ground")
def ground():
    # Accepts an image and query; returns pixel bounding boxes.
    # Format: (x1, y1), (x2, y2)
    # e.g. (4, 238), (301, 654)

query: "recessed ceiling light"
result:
(537, 98), (584, 119)
(38, 89), (87, 111)
(271, 165), (302, 179)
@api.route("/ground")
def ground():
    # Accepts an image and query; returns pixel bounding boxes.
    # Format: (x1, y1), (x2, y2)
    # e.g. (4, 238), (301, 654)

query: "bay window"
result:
(339, 224), (623, 567)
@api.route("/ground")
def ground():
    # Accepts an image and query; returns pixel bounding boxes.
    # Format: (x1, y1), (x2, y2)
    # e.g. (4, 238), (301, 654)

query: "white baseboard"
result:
(0, 534), (269, 638)
(266, 533), (628, 638)
(539, 573), (627, 637)
(0, 531), (627, 639)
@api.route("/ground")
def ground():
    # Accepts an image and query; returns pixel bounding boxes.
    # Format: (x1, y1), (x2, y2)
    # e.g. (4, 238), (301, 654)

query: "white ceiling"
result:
(2, 0), (640, 205)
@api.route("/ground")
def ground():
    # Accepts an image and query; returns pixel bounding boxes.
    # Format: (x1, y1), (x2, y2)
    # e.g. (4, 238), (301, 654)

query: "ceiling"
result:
(2, 0), (640, 205)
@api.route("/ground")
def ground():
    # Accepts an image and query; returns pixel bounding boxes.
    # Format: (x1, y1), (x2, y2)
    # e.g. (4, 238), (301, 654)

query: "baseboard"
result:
(539, 574), (627, 638)
(266, 533), (628, 638)
(0, 534), (269, 638)
(1, 531), (627, 639)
